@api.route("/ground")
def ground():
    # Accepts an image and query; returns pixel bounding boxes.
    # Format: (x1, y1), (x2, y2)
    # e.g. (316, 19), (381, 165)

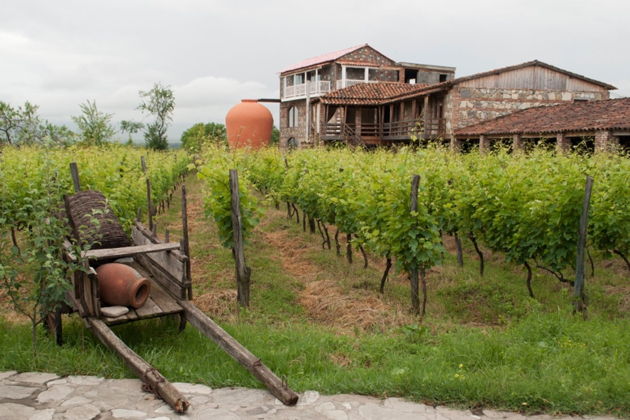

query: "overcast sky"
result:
(2, 0), (629, 142)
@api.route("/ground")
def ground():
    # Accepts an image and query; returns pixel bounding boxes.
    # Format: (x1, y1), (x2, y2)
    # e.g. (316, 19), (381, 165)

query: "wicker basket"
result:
(64, 190), (132, 249)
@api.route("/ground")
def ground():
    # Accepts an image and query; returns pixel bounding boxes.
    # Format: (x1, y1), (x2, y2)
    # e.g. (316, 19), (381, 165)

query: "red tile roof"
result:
(318, 82), (429, 105)
(455, 98), (630, 137)
(280, 44), (367, 74)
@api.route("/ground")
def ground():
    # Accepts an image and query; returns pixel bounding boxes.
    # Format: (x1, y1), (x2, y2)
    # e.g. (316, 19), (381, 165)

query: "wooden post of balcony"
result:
(379, 106), (385, 142)
(355, 107), (361, 137)
(422, 96), (430, 139)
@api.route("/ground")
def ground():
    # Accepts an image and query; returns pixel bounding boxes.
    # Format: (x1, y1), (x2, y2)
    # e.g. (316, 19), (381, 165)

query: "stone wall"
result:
(416, 69), (454, 84)
(371, 68), (400, 82)
(446, 87), (609, 134)
(341, 46), (395, 66)
(279, 100), (308, 147)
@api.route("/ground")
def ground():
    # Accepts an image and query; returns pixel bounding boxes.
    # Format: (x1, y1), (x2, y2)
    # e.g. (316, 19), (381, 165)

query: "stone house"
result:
(278, 46), (616, 149)
(278, 44), (455, 147)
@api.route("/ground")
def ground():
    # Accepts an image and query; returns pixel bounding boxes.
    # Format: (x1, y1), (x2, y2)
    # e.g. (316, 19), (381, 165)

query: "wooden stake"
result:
(229, 169), (250, 307)
(181, 185), (192, 300)
(69, 162), (81, 192)
(146, 178), (153, 232)
(574, 176), (593, 315)
(409, 175), (421, 314)
(88, 318), (190, 413)
(179, 301), (298, 405)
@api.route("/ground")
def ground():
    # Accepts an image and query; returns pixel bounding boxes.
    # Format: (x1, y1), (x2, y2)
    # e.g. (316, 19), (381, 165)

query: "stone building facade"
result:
(278, 47), (615, 150)
(441, 62), (612, 137)
(278, 44), (455, 148)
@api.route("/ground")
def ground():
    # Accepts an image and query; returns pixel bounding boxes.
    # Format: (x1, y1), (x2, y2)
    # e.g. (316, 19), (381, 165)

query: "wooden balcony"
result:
(282, 81), (331, 100)
(320, 118), (445, 145)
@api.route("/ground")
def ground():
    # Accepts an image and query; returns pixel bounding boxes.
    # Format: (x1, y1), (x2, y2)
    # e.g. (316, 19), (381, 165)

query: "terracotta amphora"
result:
(95, 263), (151, 309)
(225, 99), (273, 150)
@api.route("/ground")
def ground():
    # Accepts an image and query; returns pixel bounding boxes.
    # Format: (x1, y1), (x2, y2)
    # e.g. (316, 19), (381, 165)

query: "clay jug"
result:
(95, 263), (151, 309)
(225, 99), (273, 150)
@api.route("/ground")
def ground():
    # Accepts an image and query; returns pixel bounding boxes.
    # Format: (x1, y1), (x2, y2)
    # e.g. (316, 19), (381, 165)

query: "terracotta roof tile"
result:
(455, 98), (630, 136)
(318, 82), (429, 105)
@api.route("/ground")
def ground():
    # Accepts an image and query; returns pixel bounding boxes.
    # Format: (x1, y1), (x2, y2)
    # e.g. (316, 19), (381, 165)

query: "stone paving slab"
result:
(0, 371), (619, 420)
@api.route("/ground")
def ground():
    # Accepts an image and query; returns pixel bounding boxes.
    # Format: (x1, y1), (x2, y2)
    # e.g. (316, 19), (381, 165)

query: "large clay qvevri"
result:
(225, 99), (273, 149)
(95, 263), (150, 309)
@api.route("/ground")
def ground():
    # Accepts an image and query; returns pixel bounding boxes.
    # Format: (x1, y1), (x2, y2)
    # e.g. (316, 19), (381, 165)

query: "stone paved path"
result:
(0, 371), (618, 420)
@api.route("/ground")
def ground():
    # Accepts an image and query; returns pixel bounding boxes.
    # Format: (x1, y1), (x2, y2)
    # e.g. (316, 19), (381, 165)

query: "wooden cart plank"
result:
(134, 254), (186, 299)
(83, 242), (181, 261)
(134, 295), (163, 318)
(131, 230), (185, 282)
(149, 281), (183, 314)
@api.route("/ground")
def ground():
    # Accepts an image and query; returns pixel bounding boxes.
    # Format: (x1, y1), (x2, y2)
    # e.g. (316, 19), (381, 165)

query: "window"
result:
(439, 74), (448, 82)
(288, 106), (299, 128)
(287, 137), (298, 149)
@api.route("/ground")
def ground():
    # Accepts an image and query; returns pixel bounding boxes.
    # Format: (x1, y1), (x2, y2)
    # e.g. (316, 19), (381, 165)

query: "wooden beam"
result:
(179, 300), (299, 406)
(88, 318), (190, 413)
(82, 242), (181, 260)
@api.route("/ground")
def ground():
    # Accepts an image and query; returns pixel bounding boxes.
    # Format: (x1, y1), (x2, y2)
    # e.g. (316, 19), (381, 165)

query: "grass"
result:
(1, 175), (629, 417)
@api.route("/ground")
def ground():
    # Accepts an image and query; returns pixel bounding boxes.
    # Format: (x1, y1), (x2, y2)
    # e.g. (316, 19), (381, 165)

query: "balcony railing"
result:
(282, 81), (331, 100)
(320, 118), (445, 142)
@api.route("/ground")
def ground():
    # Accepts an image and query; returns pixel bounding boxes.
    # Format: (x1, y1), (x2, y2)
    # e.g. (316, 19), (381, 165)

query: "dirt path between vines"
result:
(259, 211), (412, 332)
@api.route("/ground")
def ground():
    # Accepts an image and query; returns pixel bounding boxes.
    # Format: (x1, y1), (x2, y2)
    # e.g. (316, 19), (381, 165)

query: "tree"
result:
(72, 100), (115, 145)
(138, 83), (175, 150)
(180, 122), (226, 153)
(41, 122), (77, 146)
(0, 101), (42, 145)
(120, 120), (144, 144)
(271, 125), (280, 145)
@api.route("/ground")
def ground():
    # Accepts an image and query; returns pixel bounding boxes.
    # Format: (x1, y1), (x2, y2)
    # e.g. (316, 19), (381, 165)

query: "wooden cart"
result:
(49, 163), (298, 413)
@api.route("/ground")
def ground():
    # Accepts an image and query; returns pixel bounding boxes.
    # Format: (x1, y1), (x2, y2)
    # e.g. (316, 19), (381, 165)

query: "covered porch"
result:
(316, 90), (446, 146)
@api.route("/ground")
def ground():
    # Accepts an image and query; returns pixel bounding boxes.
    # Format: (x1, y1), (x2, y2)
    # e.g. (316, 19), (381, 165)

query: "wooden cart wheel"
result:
(45, 307), (63, 346)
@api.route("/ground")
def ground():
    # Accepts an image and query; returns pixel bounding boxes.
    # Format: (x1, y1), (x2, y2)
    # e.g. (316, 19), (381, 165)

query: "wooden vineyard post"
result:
(181, 184), (193, 300)
(69, 162), (81, 192)
(409, 174), (421, 315)
(574, 175), (593, 316)
(141, 156), (154, 232)
(229, 169), (251, 307)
